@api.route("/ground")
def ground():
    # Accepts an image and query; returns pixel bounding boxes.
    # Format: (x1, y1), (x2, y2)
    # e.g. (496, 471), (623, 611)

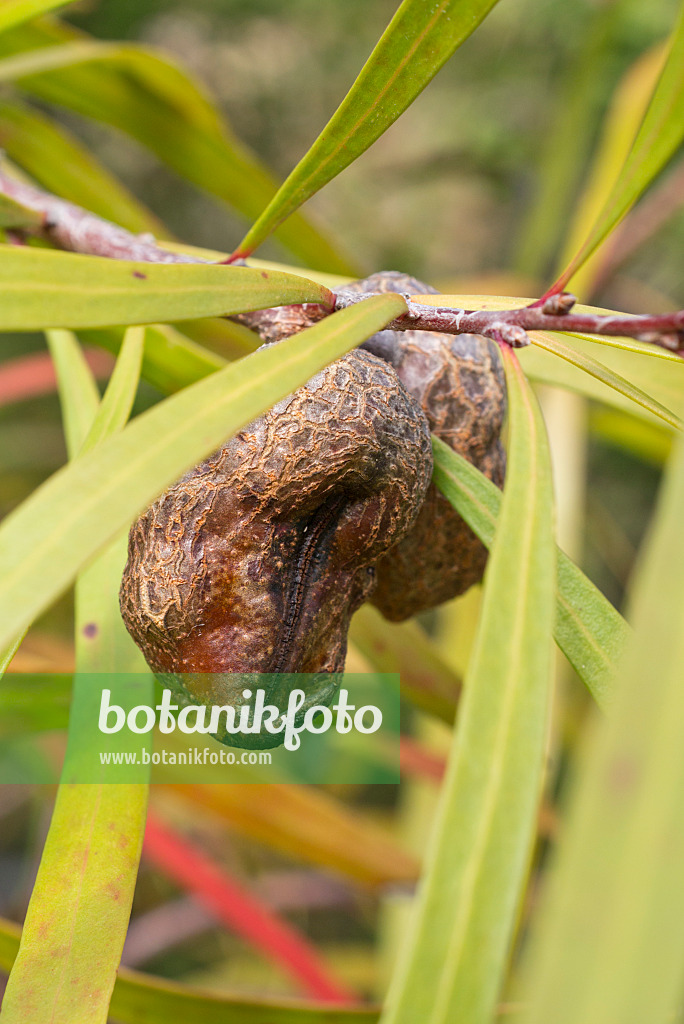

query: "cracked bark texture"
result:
(343, 272), (507, 619)
(120, 271), (505, 746)
(120, 347), (432, 742)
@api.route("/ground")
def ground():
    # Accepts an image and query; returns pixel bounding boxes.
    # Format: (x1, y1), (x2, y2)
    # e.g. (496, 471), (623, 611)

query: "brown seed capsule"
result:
(338, 272), (506, 620)
(120, 271), (506, 746)
(120, 346), (432, 743)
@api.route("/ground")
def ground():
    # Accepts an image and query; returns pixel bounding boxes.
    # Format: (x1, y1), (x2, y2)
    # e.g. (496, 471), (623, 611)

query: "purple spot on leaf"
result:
(83, 622), (98, 638)
(133, 271), (147, 279)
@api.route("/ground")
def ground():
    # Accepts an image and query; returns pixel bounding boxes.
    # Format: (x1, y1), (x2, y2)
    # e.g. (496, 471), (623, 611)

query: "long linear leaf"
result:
(517, 379), (684, 1024)
(79, 326), (144, 454)
(235, 0), (501, 257)
(0, 328), (90, 675)
(349, 604), (460, 723)
(432, 437), (628, 706)
(82, 324), (228, 395)
(0, 333), (149, 1024)
(0, 294), (407, 651)
(381, 348), (555, 1024)
(413, 294), (684, 426)
(0, 187), (42, 227)
(519, 338), (684, 430)
(514, 0), (632, 278)
(555, 43), (666, 297)
(0, 20), (355, 273)
(0, 246), (333, 330)
(0, 39), (126, 80)
(0, 787), (149, 1024)
(0, 917), (378, 1024)
(45, 328), (100, 457)
(0, 0), (72, 33)
(532, 331), (682, 431)
(553, 1), (684, 292)
(0, 100), (164, 234)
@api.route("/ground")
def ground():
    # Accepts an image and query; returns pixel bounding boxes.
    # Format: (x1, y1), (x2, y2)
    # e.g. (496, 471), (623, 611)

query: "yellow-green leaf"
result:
(0, 787), (148, 1024)
(0, 331), (148, 1024)
(79, 326), (144, 455)
(555, 43), (667, 297)
(0, 99), (164, 234)
(236, 0), (501, 257)
(0, 246), (333, 330)
(0, 20), (355, 273)
(554, 2), (684, 292)
(0, 917), (378, 1024)
(382, 349), (555, 1024)
(45, 327), (100, 458)
(0, 294), (407, 650)
(432, 436), (628, 707)
(531, 331), (682, 431)
(0, 0), (72, 34)
(516, 386), (684, 1024)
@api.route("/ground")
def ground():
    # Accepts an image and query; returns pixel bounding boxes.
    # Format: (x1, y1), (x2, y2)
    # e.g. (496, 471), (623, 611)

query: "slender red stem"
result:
(143, 812), (358, 1004)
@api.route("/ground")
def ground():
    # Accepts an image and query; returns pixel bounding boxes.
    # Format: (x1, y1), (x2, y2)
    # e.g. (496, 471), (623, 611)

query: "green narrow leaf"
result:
(0, 21), (355, 273)
(532, 331), (682, 431)
(0, 100), (164, 234)
(0, 39), (121, 80)
(0, 187), (42, 227)
(0, 632), (25, 676)
(235, 0), (501, 257)
(514, 0), (632, 279)
(517, 391), (684, 1024)
(45, 328), (101, 458)
(0, 331), (148, 1024)
(0, 786), (148, 1024)
(553, 1), (684, 292)
(0, 294), (407, 650)
(349, 604), (461, 723)
(381, 348), (556, 1024)
(0, 0), (72, 33)
(432, 437), (628, 706)
(519, 334), (684, 430)
(0, 917), (378, 1024)
(0, 247), (334, 330)
(82, 324), (228, 395)
(555, 43), (667, 297)
(79, 326), (144, 454)
(412, 293), (684, 429)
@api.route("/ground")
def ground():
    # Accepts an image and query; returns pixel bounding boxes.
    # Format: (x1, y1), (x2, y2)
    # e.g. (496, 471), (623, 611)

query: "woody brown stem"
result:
(2, 169), (683, 354)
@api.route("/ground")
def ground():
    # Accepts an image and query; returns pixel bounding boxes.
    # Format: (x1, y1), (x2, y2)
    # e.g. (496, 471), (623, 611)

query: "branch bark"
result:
(2, 169), (683, 355)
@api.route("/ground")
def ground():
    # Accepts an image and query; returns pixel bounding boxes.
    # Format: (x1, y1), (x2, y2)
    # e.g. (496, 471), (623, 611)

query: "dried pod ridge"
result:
(120, 347), (432, 689)
(121, 269), (505, 746)
(340, 272), (507, 619)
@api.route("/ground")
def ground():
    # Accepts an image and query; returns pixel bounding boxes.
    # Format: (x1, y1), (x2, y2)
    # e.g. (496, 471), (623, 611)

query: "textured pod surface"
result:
(340, 272), (507, 619)
(120, 347), (432, 743)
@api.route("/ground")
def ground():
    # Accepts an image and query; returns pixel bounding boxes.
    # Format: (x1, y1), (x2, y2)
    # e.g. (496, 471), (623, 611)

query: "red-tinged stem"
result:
(2, 170), (682, 355)
(334, 289), (684, 354)
(143, 812), (358, 1005)
(221, 249), (252, 265)
(0, 173), (197, 265)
